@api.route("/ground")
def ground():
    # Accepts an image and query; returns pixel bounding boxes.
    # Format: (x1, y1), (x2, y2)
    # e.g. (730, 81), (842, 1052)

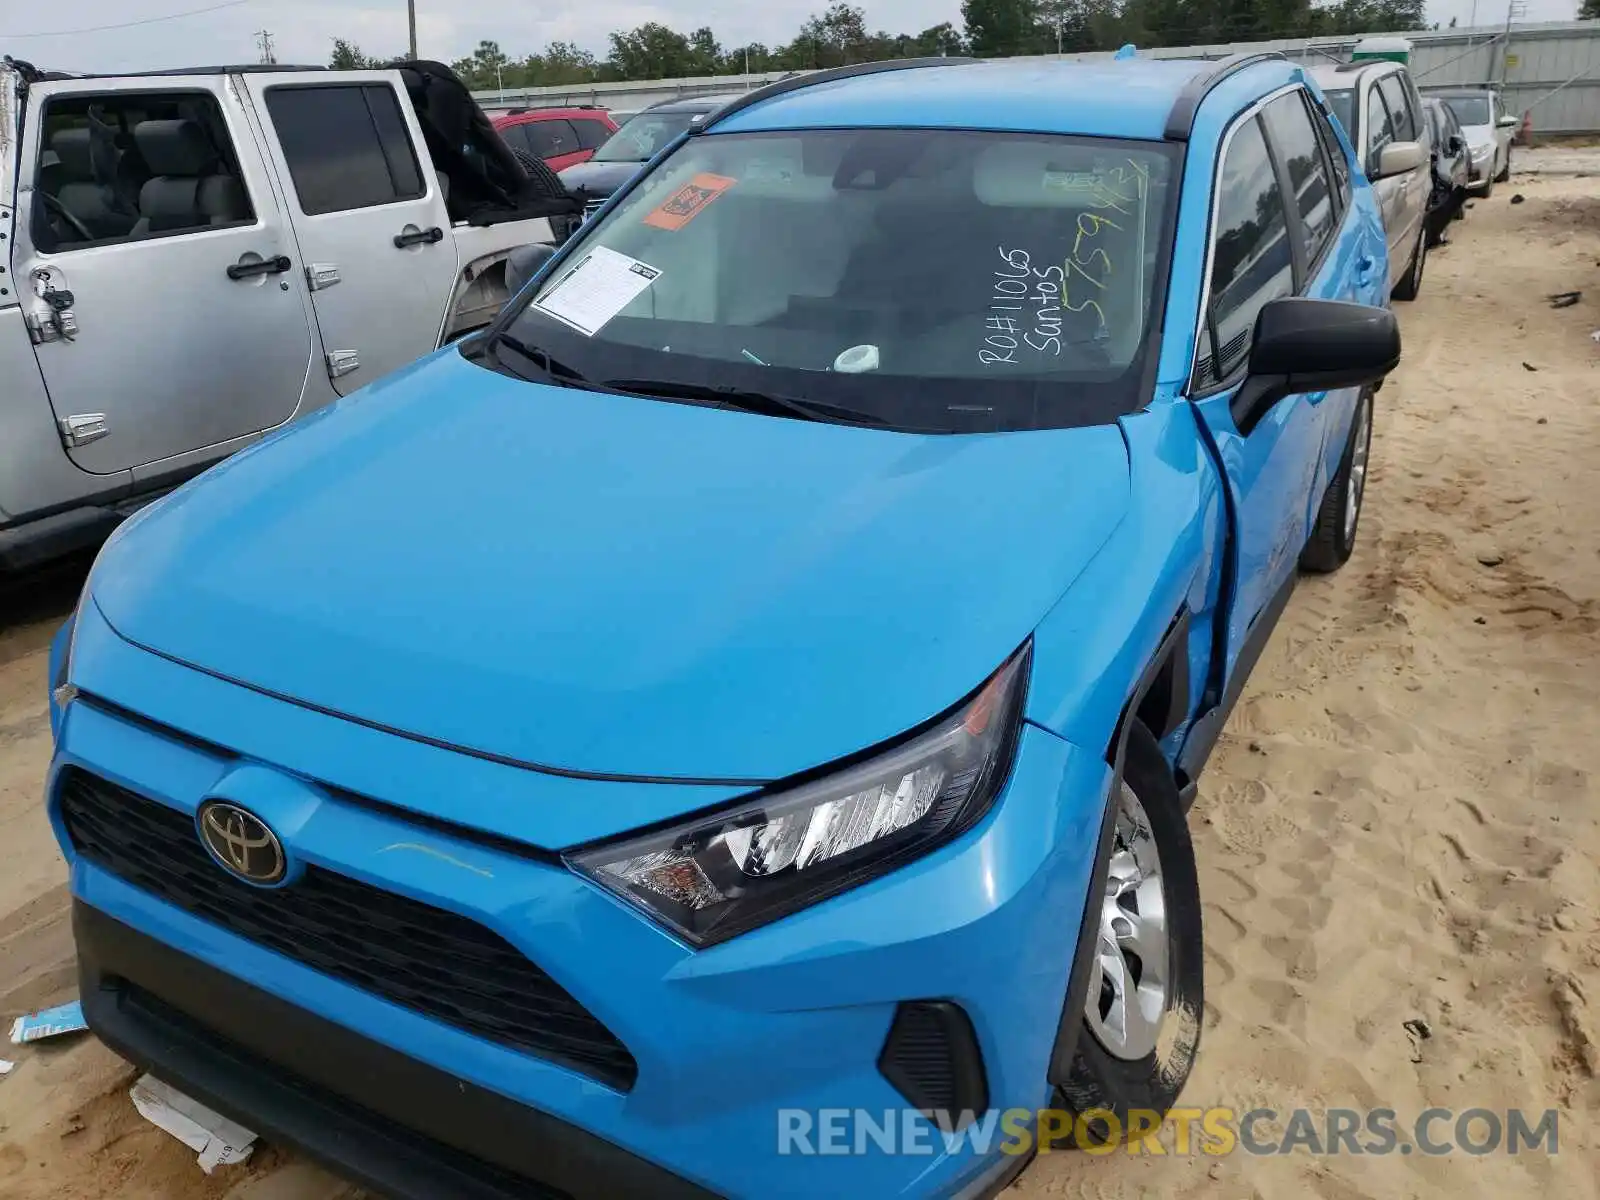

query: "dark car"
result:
(557, 94), (738, 221)
(1422, 97), (1469, 246)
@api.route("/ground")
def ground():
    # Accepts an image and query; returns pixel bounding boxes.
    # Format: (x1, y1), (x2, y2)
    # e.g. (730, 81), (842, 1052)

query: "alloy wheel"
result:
(1344, 393), (1372, 543)
(1083, 781), (1170, 1061)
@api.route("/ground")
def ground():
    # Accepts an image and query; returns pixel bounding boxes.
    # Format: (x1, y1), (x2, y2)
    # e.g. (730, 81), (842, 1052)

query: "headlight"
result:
(569, 644), (1031, 947)
(1471, 144), (1492, 160)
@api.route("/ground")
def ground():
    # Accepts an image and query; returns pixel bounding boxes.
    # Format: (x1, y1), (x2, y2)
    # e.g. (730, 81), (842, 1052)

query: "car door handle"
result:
(394, 226), (445, 249)
(227, 254), (293, 281)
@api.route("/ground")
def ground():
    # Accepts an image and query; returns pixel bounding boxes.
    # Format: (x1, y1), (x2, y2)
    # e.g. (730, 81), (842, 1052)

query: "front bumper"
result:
(51, 615), (1111, 1199)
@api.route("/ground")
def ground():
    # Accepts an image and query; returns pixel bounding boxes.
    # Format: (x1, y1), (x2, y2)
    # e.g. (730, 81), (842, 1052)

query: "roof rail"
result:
(1163, 51), (1289, 141)
(696, 57), (975, 134)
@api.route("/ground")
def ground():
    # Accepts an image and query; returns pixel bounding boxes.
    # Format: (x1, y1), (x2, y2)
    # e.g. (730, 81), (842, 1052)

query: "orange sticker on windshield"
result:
(643, 173), (736, 231)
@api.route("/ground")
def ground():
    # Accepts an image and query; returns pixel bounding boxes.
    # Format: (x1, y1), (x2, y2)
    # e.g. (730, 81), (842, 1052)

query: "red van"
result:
(491, 106), (617, 173)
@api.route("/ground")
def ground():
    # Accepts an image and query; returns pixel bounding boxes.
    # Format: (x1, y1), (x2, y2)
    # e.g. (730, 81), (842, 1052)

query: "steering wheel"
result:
(39, 193), (95, 243)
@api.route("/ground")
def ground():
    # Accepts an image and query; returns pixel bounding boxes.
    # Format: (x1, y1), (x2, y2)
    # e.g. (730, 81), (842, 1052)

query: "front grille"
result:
(58, 767), (637, 1091)
(877, 1001), (988, 1128)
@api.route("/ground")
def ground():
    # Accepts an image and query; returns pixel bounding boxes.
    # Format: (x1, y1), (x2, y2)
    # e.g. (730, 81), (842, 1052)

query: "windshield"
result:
(1323, 90), (1355, 141)
(499, 128), (1180, 433)
(1443, 96), (1491, 126)
(593, 111), (703, 163)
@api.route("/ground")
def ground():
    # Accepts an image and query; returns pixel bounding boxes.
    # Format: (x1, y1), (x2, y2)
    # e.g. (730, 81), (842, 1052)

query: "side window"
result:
(1366, 86), (1396, 162)
(572, 119), (613, 151)
(1309, 94), (1352, 205)
(498, 124), (535, 157)
(1195, 116), (1295, 386)
(31, 90), (255, 252)
(266, 84), (424, 215)
(520, 119), (579, 160)
(1261, 91), (1336, 267)
(1377, 75), (1417, 143)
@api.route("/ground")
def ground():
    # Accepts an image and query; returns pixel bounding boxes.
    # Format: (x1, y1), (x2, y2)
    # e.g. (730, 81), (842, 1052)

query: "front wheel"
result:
(1056, 723), (1203, 1145)
(1494, 150), (1512, 184)
(1301, 387), (1374, 573)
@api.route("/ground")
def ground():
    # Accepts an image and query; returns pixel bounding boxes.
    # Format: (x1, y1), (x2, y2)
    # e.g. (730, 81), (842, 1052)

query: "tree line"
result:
(330, 0), (1432, 89)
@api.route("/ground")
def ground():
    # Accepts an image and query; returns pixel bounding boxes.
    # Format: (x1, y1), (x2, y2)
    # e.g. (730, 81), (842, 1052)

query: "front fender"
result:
(1025, 397), (1226, 763)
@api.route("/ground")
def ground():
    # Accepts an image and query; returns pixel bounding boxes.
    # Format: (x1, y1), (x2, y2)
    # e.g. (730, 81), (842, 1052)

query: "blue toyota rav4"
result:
(48, 52), (1396, 1200)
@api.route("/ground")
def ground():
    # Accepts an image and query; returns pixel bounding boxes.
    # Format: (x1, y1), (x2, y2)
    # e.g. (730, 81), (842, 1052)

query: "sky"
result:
(0, 0), (1585, 77)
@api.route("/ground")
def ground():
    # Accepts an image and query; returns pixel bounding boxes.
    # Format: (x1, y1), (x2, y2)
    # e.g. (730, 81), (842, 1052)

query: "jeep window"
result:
(1442, 95), (1491, 126)
(1322, 89), (1354, 142)
(1194, 116), (1293, 387)
(495, 128), (1180, 433)
(31, 91), (256, 252)
(266, 84), (425, 215)
(592, 112), (705, 163)
(1261, 92), (1335, 268)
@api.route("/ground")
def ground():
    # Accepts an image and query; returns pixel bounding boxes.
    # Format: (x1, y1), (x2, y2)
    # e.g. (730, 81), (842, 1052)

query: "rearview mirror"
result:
(1372, 140), (1425, 180)
(1496, 114), (1519, 129)
(1232, 298), (1400, 435)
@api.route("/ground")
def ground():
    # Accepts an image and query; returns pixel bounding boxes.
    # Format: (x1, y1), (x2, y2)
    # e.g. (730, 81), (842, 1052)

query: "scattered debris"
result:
(1548, 291), (1581, 309)
(1477, 552), (1504, 567)
(60, 1113), (86, 1137)
(1591, 329), (1600, 342)
(8, 1000), (87, 1045)
(1474, 616), (1487, 625)
(1403, 1018), (1433, 1063)
(1554, 910), (1579, 932)
(1537, 417), (1549, 425)
(1510, 193), (1525, 204)
(1522, 361), (1538, 371)
(0, 1058), (13, 1077)
(130, 1075), (257, 1173)
(1248, 740), (1265, 755)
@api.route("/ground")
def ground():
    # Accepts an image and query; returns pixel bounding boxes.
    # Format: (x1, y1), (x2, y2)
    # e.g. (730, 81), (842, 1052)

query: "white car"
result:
(1431, 88), (1518, 195)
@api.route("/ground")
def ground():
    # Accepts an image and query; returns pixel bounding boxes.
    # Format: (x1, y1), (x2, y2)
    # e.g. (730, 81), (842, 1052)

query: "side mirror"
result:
(1449, 134), (1465, 155)
(1496, 114), (1519, 129)
(1232, 297), (1400, 435)
(1371, 140), (1425, 180)
(504, 242), (558, 297)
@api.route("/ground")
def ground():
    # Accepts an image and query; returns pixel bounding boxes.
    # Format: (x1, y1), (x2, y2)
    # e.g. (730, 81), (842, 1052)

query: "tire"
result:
(1300, 387), (1374, 574)
(1055, 722), (1203, 1147)
(1494, 150), (1512, 184)
(1391, 225), (1426, 301)
(1479, 174), (1494, 200)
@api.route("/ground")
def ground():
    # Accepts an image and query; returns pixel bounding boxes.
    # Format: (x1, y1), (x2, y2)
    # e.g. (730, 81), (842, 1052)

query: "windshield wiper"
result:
(606, 379), (891, 429)
(487, 332), (631, 395)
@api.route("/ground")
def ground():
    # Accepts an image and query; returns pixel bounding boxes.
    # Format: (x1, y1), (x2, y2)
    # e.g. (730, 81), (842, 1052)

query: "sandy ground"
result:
(1, 166), (1597, 1199)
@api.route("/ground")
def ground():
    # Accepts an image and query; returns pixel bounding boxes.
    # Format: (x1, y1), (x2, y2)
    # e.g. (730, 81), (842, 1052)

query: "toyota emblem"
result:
(197, 801), (286, 885)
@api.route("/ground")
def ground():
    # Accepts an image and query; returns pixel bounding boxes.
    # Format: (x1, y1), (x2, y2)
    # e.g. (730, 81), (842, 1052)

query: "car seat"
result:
(130, 119), (250, 236)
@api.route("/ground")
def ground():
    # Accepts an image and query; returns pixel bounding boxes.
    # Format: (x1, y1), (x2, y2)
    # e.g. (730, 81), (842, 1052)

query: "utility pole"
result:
(1500, 0), (1526, 85)
(407, 0), (418, 60)
(254, 29), (276, 65)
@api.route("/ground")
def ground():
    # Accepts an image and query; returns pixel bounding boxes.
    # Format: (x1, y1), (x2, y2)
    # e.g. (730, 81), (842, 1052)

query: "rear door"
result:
(1188, 92), (1328, 683)
(243, 72), (457, 395)
(11, 76), (314, 476)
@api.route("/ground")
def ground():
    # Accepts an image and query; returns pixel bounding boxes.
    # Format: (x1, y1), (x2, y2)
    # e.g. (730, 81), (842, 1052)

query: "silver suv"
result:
(1311, 60), (1432, 301)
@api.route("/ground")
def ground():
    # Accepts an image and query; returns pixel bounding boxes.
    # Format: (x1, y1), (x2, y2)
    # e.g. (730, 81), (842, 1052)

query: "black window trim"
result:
(1267, 87), (1342, 286)
(28, 85), (261, 256)
(1304, 89), (1352, 223)
(1375, 71), (1417, 145)
(1187, 82), (1303, 399)
(263, 80), (431, 216)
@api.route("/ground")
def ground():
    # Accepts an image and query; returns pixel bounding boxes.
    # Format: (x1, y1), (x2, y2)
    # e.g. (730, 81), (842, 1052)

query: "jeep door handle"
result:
(227, 254), (293, 280)
(394, 226), (445, 248)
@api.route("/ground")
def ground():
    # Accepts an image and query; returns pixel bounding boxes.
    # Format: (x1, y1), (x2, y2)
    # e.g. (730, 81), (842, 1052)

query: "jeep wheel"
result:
(1301, 387), (1373, 573)
(1056, 723), (1203, 1146)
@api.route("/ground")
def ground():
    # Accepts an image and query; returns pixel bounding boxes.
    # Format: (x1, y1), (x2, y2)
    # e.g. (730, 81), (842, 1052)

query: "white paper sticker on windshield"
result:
(532, 246), (662, 337)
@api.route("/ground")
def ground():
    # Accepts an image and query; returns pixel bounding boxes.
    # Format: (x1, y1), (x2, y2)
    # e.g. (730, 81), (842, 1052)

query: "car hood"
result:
(90, 349), (1131, 783)
(556, 159), (642, 199)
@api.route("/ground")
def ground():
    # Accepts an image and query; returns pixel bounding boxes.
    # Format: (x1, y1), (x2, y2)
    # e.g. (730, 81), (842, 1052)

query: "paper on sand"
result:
(532, 246), (662, 337)
(130, 1074), (257, 1173)
(9, 1000), (87, 1044)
